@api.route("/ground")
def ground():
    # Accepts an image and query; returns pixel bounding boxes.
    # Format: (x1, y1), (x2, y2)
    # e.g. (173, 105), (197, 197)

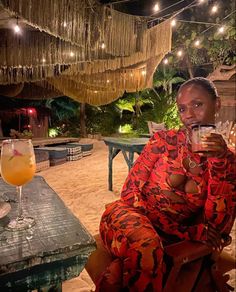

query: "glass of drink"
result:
(0, 139), (36, 230)
(191, 124), (216, 154)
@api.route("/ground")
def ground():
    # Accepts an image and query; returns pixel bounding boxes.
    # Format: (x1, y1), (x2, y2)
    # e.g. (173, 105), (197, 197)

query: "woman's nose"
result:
(185, 106), (195, 118)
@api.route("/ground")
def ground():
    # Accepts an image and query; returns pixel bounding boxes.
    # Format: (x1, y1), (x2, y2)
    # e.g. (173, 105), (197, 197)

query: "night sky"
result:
(99, 0), (196, 17)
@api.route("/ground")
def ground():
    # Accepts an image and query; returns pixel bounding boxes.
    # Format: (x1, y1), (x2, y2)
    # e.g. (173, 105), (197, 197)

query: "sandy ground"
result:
(39, 138), (236, 291)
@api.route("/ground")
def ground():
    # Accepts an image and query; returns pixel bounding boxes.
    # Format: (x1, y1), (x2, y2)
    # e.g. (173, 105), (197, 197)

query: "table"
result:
(0, 137), (80, 148)
(0, 176), (96, 291)
(103, 137), (149, 191)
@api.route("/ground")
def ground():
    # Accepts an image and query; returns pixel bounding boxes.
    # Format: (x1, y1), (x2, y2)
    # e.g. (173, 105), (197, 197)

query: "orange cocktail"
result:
(1, 154), (36, 186)
(0, 139), (36, 231)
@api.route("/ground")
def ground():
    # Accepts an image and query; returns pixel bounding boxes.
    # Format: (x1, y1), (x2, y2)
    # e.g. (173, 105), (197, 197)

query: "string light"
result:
(153, 3), (160, 12)
(163, 58), (168, 64)
(218, 26), (225, 33)
(141, 70), (146, 76)
(14, 17), (21, 34)
(177, 50), (183, 57)
(194, 39), (201, 47)
(171, 19), (177, 27)
(211, 5), (218, 14)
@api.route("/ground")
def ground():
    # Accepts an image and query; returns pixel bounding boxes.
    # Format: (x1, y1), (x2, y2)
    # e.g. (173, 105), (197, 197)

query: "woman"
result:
(98, 77), (236, 291)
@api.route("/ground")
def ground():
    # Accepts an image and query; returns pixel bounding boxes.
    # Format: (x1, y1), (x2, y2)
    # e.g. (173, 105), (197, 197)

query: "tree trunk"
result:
(80, 103), (86, 137)
(184, 53), (194, 78)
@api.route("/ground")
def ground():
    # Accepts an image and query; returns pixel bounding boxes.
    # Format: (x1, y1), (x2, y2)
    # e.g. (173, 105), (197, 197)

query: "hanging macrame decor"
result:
(0, 0), (172, 105)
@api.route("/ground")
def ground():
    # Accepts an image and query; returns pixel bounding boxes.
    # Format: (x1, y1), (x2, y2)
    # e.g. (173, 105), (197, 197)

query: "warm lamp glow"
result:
(70, 52), (75, 57)
(163, 58), (168, 64)
(42, 58), (46, 63)
(177, 50), (183, 57)
(194, 39), (200, 47)
(211, 5), (218, 14)
(14, 24), (21, 33)
(63, 21), (67, 27)
(101, 42), (106, 49)
(171, 19), (177, 27)
(153, 3), (160, 12)
(218, 26), (225, 33)
(141, 70), (146, 76)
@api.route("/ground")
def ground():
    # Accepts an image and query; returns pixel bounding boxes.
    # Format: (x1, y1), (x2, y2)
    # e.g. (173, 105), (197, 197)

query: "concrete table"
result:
(103, 137), (149, 191)
(0, 176), (96, 291)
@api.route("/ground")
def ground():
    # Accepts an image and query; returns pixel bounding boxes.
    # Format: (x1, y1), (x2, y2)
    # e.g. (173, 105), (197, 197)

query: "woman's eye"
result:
(194, 102), (203, 108)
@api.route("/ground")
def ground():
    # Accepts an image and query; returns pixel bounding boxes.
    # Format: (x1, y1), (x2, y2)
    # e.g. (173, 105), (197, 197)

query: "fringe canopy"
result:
(0, 0), (172, 105)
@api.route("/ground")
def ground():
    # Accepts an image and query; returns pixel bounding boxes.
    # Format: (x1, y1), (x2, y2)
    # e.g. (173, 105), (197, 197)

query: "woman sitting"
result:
(97, 77), (236, 292)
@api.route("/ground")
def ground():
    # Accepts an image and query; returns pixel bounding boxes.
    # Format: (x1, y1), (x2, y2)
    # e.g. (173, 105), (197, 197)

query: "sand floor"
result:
(39, 138), (236, 291)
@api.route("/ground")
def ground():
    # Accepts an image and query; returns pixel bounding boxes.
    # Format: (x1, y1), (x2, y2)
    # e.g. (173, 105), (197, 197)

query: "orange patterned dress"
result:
(98, 129), (236, 292)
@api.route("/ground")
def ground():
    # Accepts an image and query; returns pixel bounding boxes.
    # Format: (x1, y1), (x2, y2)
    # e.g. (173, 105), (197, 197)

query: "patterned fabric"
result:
(57, 144), (82, 155)
(99, 129), (236, 292)
(36, 160), (50, 172)
(66, 153), (83, 161)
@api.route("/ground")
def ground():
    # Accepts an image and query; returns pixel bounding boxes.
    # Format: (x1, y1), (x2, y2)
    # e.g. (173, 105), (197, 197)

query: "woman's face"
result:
(177, 84), (220, 131)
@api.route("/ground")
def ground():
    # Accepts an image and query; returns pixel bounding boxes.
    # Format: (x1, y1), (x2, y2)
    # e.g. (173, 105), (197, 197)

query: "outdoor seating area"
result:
(0, 0), (235, 291)
(34, 143), (93, 172)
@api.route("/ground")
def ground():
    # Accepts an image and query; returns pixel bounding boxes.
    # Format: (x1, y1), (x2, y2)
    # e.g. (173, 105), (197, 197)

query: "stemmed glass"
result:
(0, 139), (36, 231)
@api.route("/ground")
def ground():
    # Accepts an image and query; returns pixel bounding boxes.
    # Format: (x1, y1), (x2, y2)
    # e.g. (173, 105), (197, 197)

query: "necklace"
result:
(188, 157), (205, 169)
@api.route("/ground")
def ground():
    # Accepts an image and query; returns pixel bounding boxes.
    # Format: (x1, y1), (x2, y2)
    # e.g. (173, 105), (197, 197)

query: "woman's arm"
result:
(121, 132), (165, 207)
(204, 149), (236, 234)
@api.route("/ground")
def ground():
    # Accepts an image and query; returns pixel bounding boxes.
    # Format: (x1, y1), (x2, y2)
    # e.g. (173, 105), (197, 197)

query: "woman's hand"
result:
(201, 133), (227, 157)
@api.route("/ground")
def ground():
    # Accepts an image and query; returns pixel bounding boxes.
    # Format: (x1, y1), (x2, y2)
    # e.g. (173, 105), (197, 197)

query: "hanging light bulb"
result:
(177, 50), (183, 57)
(171, 19), (177, 27)
(63, 21), (67, 27)
(141, 70), (146, 76)
(101, 41), (106, 49)
(153, 3), (160, 12)
(106, 79), (110, 83)
(70, 51), (75, 57)
(198, 0), (206, 3)
(218, 26), (225, 33)
(14, 17), (21, 34)
(163, 58), (168, 64)
(42, 58), (46, 63)
(194, 39), (200, 47)
(211, 5), (218, 14)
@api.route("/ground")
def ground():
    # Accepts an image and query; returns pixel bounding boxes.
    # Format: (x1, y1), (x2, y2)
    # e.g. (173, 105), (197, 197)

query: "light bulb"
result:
(106, 79), (110, 83)
(14, 24), (21, 33)
(177, 50), (183, 57)
(101, 42), (106, 49)
(171, 19), (176, 27)
(42, 58), (46, 63)
(198, 0), (205, 3)
(194, 40), (200, 47)
(163, 58), (168, 64)
(153, 3), (160, 12)
(218, 26), (225, 33)
(63, 21), (67, 27)
(141, 70), (146, 76)
(211, 5), (218, 13)
(70, 52), (75, 57)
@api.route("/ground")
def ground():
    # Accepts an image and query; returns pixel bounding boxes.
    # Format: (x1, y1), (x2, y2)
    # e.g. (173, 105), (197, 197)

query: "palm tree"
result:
(153, 67), (185, 96)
